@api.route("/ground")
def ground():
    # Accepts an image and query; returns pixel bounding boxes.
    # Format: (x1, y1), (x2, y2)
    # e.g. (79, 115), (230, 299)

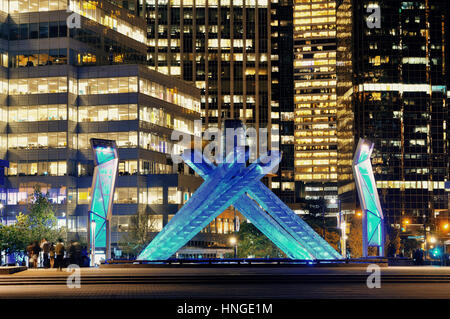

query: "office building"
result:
(0, 0), (239, 257)
(337, 0), (449, 233)
(144, 0), (298, 205)
(293, 0), (338, 214)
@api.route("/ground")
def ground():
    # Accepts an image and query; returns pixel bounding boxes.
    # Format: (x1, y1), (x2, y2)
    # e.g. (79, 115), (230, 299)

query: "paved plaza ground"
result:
(1, 266), (450, 299)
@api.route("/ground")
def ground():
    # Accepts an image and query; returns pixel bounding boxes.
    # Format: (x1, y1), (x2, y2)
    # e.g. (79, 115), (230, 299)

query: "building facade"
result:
(0, 0), (240, 258)
(144, 0), (298, 205)
(293, 0), (338, 216)
(337, 0), (449, 235)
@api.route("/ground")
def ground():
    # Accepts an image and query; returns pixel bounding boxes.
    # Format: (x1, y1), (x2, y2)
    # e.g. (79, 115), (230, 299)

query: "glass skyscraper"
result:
(293, 0), (338, 214)
(144, 0), (297, 204)
(337, 0), (449, 232)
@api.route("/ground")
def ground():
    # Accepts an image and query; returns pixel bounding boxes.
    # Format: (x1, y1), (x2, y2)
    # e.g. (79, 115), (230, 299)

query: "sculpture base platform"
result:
(0, 266), (28, 274)
(100, 258), (389, 268)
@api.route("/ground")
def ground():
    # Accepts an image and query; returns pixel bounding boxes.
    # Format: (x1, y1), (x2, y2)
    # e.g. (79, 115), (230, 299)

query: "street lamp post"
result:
(233, 206), (237, 232)
(90, 220), (96, 266)
(422, 214), (427, 260)
(438, 222), (449, 265)
(338, 200), (347, 258)
(331, 198), (346, 257)
(229, 237), (237, 258)
(322, 204), (326, 239)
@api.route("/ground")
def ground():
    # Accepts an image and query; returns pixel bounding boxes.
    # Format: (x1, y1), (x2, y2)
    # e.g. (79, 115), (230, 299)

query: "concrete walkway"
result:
(0, 266), (450, 299)
(5, 265), (450, 277)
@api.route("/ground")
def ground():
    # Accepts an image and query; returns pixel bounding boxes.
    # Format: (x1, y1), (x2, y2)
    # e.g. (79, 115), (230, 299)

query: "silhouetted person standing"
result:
(418, 249), (424, 265)
(55, 239), (65, 271)
(74, 241), (82, 266)
(26, 242), (34, 268)
(68, 240), (82, 266)
(413, 248), (424, 265)
(49, 243), (55, 268)
(41, 238), (50, 268)
(31, 241), (41, 268)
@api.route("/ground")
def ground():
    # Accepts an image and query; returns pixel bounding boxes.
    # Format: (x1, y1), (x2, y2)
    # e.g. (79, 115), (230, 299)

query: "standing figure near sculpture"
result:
(31, 241), (41, 268)
(67, 240), (83, 266)
(49, 243), (56, 268)
(55, 239), (65, 271)
(26, 242), (34, 268)
(40, 238), (50, 268)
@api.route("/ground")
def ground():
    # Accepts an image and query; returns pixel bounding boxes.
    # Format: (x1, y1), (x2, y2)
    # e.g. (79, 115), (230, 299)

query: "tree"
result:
(347, 215), (363, 258)
(234, 221), (285, 258)
(302, 214), (340, 251)
(401, 237), (420, 258)
(119, 211), (158, 258)
(0, 213), (29, 256)
(26, 187), (65, 243)
(0, 187), (65, 265)
(385, 227), (401, 257)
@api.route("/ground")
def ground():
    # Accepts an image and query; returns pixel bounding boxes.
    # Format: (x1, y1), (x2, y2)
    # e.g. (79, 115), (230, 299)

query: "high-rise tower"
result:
(145, 0), (296, 204)
(337, 0), (449, 232)
(294, 0), (338, 213)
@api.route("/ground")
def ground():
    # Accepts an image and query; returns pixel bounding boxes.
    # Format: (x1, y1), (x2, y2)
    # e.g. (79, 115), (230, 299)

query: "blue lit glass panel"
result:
(367, 211), (381, 246)
(358, 151), (369, 163)
(91, 213), (106, 247)
(94, 146), (116, 165)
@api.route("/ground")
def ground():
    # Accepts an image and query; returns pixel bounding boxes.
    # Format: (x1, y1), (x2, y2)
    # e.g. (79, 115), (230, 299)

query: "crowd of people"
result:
(26, 238), (89, 270)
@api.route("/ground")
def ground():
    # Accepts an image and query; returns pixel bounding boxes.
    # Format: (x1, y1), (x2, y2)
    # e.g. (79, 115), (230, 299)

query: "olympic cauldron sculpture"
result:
(138, 134), (342, 261)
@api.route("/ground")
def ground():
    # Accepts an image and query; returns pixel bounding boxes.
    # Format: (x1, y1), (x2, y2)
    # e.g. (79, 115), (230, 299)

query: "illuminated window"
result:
(281, 182), (295, 191)
(69, 0), (146, 44)
(139, 78), (200, 113)
(115, 187), (138, 204)
(77, 188), (90, 204)
(168, 187), (181, 204)
(78, 77), (137, 95)
(9, 77), (67, 95)
(150, 215), (163, 231)
(148, 187), (163, 204)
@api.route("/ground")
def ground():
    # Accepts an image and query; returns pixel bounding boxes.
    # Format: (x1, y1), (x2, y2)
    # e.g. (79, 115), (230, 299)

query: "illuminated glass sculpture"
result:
(88, 139), (119, 259)
(138, 148), (341, 261)
(353, 138), (385, 257)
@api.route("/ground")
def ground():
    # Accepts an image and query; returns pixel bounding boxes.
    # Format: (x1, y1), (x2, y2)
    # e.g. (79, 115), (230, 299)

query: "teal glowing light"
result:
(95, 146), (116, 164)
(432, 248), (441, 257)
(353, 139), (385, 257)
(89, 139), (119, 249)
(138, 148), (341, 261)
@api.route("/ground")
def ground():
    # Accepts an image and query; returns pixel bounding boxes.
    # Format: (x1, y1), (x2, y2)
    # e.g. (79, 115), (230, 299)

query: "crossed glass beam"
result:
(352, 138), (385, 257)
(138, 148), (341, 261)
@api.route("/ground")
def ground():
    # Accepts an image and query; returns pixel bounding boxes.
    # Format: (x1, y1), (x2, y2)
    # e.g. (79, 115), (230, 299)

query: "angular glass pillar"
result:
(88, 139), (119, 260)
(353, 138), (385, 257)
